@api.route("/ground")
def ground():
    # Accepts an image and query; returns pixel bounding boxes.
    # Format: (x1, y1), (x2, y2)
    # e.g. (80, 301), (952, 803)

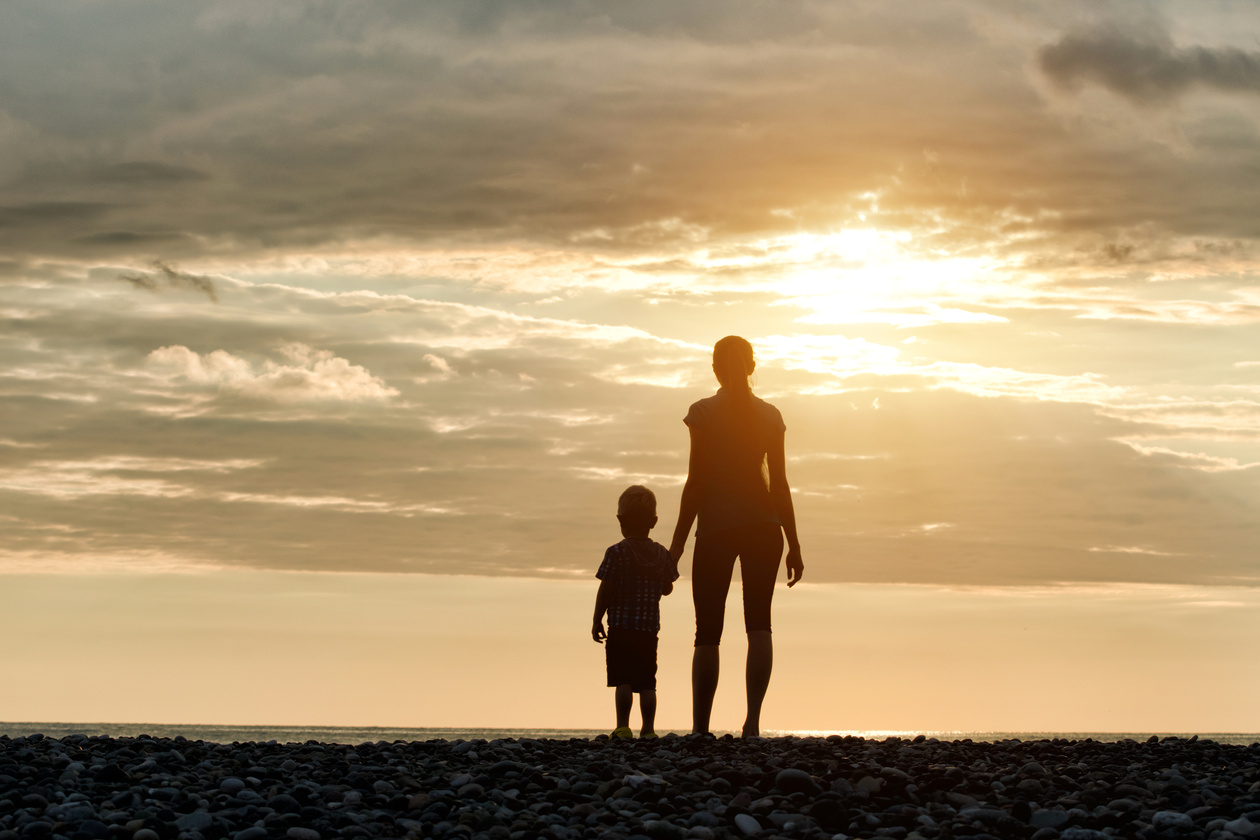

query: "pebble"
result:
(0, 732), (1257, 840)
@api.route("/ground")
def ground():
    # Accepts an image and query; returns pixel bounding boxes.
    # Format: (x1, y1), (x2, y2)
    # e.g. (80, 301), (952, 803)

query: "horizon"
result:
(3, 1), (1260, 732)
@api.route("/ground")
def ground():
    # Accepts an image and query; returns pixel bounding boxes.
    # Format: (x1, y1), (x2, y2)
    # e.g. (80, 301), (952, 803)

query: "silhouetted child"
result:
(592, 485), (679, 739)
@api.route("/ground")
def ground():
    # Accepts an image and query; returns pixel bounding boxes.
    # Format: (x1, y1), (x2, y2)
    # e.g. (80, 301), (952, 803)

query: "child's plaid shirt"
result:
(596, 538), (679, 633)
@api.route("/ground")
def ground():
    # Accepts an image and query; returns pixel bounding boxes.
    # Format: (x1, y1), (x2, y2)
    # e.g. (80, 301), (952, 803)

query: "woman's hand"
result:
(669, 541), (685, 563)
(592, 620), (606, 643)
(785, 546), (804, 587)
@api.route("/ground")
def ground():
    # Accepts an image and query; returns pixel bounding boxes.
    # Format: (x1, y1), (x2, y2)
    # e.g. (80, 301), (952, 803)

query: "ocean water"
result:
(2, 723), (1258, 746)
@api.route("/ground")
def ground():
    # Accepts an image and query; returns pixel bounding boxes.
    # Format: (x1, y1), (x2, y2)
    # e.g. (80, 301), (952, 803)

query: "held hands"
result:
(785, 546), (804, 587)
(669, 541), (685, 563)
(592, 620), (606, 644)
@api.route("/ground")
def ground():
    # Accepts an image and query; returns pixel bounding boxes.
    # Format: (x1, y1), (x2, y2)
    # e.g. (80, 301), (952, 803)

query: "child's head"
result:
(617, 485), (658, 538)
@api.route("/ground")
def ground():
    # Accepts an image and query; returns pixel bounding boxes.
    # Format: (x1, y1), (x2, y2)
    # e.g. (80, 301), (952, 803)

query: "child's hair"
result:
(617, 485), (657, 521)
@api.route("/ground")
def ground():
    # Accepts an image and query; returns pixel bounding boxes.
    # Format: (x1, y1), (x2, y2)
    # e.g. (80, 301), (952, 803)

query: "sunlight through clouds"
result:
(1, 0), (1258, 594)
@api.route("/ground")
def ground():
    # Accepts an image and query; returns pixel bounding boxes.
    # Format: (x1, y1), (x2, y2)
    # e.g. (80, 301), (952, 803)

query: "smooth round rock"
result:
(733, 814), (761, 836)
(219, 777), (246, 794)
(1152, 811), (1195, 830)
(774, 768), (818, 794)
(268, 793), (300, 813)
(132, 831), (160, 840)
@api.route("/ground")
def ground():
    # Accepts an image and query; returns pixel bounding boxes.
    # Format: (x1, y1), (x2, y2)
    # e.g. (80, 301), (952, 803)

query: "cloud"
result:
(119, 260), (219, 301)
(1039, 27), (1260, 103)
(2, 2), (1260, 589)
(0, 456), (260, 500)
(145, 343), (398, 406)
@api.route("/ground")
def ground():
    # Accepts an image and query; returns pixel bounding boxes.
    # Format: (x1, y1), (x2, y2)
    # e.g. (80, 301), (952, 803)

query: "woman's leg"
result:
(739, 525), (785, 737)
(692, 532), (737, 735)
(743, 630), (772, 737)
(691, 646), (719, 734)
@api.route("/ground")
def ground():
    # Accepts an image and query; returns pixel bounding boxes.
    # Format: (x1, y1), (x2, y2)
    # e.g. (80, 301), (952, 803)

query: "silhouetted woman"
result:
(669, 336), (804, 737)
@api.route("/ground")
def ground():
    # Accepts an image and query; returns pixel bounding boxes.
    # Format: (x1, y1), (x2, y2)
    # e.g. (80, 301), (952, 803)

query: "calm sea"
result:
(2, 723), (1258, 746)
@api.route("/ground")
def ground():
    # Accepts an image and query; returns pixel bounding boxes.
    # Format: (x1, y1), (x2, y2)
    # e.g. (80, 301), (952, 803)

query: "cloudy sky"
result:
(3, 0), (1260, 731)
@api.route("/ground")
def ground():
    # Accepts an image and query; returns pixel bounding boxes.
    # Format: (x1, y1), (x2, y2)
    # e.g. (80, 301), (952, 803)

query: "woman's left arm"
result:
(767, 431), (804, 587)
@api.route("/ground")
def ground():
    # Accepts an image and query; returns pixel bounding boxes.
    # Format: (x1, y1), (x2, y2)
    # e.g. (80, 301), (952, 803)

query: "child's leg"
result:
(615, 684), (633, 729)
(638, 690), (657, 736)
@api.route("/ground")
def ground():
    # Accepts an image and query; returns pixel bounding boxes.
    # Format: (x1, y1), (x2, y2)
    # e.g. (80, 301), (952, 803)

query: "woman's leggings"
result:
(692, 523), (784, 646)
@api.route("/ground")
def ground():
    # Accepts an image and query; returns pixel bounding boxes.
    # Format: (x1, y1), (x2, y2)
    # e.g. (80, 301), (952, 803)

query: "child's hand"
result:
(662, 580), (674, 597)
(592, 621), (606, 643)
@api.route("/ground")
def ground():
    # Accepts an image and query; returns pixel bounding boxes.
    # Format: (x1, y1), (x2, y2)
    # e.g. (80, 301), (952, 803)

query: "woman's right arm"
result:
(669, 425), (706, 562)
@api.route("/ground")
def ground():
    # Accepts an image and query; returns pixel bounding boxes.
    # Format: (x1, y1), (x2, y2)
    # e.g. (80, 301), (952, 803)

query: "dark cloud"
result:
(1039, 27), (1260, 103)
(118, 261), (218, 302)
(79, 231), (192, 247)
(0, 3), (1255, 262)
(0, 202), (111, 228)
(96, 162), (209, 184)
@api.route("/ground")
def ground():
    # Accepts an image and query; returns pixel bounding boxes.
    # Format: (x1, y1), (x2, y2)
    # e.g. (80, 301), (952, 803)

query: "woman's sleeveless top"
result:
(684, 387), (786, 538)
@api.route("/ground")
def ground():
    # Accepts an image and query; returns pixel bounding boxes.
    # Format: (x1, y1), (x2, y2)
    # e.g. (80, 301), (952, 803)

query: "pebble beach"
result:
(2, 732), (1258, 840)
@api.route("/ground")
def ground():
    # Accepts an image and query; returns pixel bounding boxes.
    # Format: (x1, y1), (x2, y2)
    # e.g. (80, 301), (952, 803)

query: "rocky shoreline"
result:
(2, 732), (1258, 840)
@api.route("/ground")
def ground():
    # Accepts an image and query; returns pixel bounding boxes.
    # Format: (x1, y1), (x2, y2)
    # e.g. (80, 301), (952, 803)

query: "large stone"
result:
(734, 814), (761, 836)
(1225, 816), (1259, 838)
(219, 777), (246, 794)
(174, 812), (213, 832)
(1152, 811), (1195, 830)
(775, 768), (818, 795)
(1061, 829), (1107, 840)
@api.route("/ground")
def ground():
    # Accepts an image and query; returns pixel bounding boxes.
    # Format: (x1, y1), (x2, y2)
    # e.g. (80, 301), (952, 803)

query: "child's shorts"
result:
(606, 626), (658, 692)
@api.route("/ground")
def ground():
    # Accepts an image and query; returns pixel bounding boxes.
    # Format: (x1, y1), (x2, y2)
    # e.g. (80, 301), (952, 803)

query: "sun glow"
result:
(762, 230), (1012, 328)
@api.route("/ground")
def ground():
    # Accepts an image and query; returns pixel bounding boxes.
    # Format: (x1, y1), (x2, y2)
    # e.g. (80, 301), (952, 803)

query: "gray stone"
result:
(133, 831), (160, 840)
(175, 812), (213, 832)
(775, 768), (818, 795)
(1060, 829), (1107, 840)
(1225, 817), (1259, 838)
(856, 776), (883, 795)
(880, 767), (911, 782)
(235, 828), (268, 840)
(54, 804), (96, 822)
(1152, 811), (1195, 830)
(219, 778), (246, 794)
(1031, 810), (1070, 830)
(644, 820), (687, 840)
(286, 829), (321, 840)
(734, 814), (761, 836)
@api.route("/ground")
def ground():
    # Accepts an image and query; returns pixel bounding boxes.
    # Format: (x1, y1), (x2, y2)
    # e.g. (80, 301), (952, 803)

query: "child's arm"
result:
(592, 578), (611, 642)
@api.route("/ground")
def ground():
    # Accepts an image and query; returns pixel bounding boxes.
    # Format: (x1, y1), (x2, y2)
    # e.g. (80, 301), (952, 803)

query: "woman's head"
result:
(712, 335), (755, 392)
